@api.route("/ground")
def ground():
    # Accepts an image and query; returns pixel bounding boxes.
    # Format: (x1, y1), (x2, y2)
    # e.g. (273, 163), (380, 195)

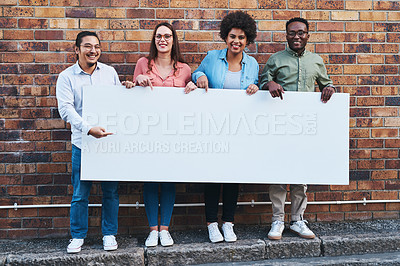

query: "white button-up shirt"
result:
(56, 61), (121, 148)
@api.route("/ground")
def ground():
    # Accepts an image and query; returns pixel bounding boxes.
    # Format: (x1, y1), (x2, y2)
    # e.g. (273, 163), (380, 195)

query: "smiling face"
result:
(225, 28), (247, 56)
(75, 35), (101, 69)
(155, 25), (173, 55)
(286, 21), (309, 55)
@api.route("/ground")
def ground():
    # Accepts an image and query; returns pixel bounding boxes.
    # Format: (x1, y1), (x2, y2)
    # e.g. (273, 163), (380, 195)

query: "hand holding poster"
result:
(81, 86), (349, 185)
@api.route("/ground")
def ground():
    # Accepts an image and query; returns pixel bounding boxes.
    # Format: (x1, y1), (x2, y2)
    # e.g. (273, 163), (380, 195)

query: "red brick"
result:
(357, 160), (385, 170)
(317, 213), (344, 222)
(344, 44), (370, 53)
(0, 219), (21, 229)
(372, 65), (398, 75)
(357, 97), (384, 106)
(315, 192), (342, 201)
(386, 139), (400, 148)
(343, 191), (370, 200)
(36, 141), (65, 151)
(357, 139), (384, 148)
(20, 0), (48, 5)
(3, 53), (34, 63)
(4, 141), (35, 151)
(37, 163), (67, 173)
(126, 9), (154, 19)
(317, 0), (344, 9)
(373, 212), (399, 219)
(316, 43), (343, 53)
(373, 44), (399, 54)
(34, 30), (64, 40)
(358, 54), (384, 64)
(111, 0), (138, 6)
(350, 129), (369, 138)
(386, 180), (400, 190)
(387, 33), (400, 43)
(331, 33), (357, 42)
(7, 229), (38, 239)
(358, 180), (385, 190)
(371, 129), (398, 138)
(371, 107), (398, 117)
(259, 0), (285, 8)
(386, 160), (400, 169)
(375, 23), (400, 32)
(7, 185), (37, 195)
(317, 22), (344, 31)
(387, 203), (400, 211)
(330, 204), (356, 212)
(359, 33), (386, 43)
(258, 43), (286, 53)
(4, 30), (34, 40)
(346, 22), (372, 32)
(357, 203), (386, 211)
(345, 212), (372, 221)
(4, 7), (34, 17)
(330, 181), (357, 191)
(346, 1), (372, 10)
(371, 191), (398, 200)
(287, 0), (314, 9)
(18, 18), (48, 29)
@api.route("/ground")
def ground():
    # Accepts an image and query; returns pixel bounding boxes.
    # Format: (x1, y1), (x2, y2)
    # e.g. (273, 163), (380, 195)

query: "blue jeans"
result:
(70, 145), (119, 238)
(143, 182), (175, 227)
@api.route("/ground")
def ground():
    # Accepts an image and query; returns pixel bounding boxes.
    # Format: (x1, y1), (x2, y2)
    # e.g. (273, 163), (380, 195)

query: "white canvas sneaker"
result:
(268, 221), (285, 240)
(103, 235), (118, 251)
(221, 222), (237, 242)
(67, 238), (84, 253)
(145, 230), (159, 247)
(290, 220), (315, 239)
(207, 222), (224, 243)
(159, 230), (174, 247)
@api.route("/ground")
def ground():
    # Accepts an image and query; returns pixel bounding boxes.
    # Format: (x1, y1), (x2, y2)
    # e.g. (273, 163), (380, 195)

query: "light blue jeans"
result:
(70, 145), (119, 238)
(143, 183), (175, 227)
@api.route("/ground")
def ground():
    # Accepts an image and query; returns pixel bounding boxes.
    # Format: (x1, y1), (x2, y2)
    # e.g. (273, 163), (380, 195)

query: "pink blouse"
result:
(133, 57), (191, 87)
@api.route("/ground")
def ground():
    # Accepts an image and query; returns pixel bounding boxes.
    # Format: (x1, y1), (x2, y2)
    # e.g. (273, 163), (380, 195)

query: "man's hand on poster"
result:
(88, 126), (113, 138)
(265, 81), (284, 100)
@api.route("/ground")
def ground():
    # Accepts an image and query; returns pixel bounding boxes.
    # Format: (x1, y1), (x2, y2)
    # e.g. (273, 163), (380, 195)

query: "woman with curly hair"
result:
(192, 11), (259, 243)
(124, 22), (197, 248)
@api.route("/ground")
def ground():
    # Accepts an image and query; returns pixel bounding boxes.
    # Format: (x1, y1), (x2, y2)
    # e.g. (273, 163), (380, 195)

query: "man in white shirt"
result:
(56, 31), (121, 253)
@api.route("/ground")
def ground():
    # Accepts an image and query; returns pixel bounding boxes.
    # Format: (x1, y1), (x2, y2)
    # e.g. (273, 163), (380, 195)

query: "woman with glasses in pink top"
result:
(124, 22), (197, 247)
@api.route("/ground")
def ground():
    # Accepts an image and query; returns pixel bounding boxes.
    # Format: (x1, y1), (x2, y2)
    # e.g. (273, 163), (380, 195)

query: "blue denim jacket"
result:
(192, 48), (259, 90)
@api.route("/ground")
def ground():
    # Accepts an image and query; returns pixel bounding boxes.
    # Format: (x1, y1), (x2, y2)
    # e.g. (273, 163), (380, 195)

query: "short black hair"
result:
(286, 17), (309, 32)
(219, 11), (257, 44)
(75, 31), (100, 47)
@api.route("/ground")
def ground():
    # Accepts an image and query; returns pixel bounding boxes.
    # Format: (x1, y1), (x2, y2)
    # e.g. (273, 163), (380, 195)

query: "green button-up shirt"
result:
(260, 47), (333, 92)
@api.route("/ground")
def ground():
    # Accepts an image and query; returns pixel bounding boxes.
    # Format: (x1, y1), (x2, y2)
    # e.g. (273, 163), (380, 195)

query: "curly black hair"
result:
(286, 17), (309, 31)
(219, 11), (257, 44)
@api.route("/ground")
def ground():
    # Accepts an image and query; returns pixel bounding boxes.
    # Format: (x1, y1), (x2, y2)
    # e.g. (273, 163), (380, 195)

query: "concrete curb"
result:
(1, 220), (400, 265)
(2, 234), (400, 265)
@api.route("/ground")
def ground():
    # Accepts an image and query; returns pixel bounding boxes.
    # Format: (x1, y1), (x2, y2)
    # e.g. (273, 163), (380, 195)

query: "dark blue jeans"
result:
(70, 145), (119, 238)
(143, 182), (175, 227)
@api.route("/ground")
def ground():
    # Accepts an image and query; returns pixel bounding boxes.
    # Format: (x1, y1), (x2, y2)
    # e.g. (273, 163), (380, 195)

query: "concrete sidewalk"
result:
(1, 219), (399, 266)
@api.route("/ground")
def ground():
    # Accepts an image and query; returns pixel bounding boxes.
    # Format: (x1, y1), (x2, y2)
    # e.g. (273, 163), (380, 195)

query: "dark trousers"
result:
(204, 183), (239, 223)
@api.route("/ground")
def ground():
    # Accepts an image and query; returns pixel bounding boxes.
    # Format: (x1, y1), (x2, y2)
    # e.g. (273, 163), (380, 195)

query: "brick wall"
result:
(0, 0), (399, 239)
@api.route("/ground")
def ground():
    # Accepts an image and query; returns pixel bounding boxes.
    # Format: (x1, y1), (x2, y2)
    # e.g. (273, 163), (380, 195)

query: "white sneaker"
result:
(207, 222), (224, 243)
(268, 221), (285, 240)
(145, 230), (159, 247)
(103, 235), (118, 251)
(67, 238), (84, 253)
(159, 230), (174, 247)
(290, 220), (315, 239)
(221, 222), (237, 242)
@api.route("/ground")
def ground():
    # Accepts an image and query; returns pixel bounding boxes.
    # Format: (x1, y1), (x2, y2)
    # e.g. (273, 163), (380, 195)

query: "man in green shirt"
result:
(260, 17), (335, 240)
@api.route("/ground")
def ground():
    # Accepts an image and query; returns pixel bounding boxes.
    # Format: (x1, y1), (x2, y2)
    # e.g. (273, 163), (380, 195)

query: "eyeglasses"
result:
(80, 44), (101, 50)
(155, 34), (172, 41)
(287, 31), (308, 37)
